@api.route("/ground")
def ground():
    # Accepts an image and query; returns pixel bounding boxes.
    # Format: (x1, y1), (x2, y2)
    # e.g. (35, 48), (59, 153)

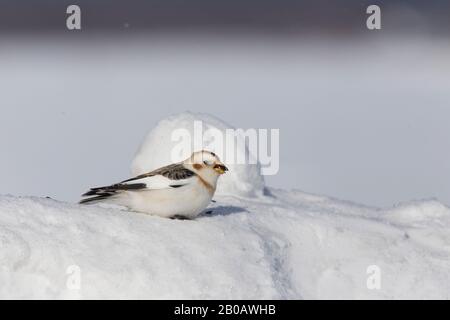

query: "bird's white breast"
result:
(118, 177), (214, 218)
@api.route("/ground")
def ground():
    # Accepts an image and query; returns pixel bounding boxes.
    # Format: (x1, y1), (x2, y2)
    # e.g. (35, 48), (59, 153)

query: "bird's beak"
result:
(213, 164), (228, 174)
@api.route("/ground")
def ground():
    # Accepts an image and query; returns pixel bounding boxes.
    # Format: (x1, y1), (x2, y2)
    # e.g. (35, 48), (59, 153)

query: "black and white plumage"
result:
(80, 150), (228, 219)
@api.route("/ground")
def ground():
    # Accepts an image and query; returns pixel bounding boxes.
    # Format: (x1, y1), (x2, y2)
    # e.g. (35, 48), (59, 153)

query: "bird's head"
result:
(183, 150), (228, 178)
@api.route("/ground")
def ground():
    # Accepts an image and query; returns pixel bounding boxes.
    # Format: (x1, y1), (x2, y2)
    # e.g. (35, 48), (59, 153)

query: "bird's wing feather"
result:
(81, 182), (147, 197)
(121, 174), (193, 190)
(80, 163), (196, 204)
(121, 163), (196, 183)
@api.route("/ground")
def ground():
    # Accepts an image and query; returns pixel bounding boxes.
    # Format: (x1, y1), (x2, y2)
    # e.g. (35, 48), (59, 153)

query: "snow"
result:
(1, 192), (449, 299)
(132, 112), (266, 198)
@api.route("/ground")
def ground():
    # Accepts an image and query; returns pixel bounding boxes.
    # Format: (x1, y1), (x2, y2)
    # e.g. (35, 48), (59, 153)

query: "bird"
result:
(80, 150), (228, 219)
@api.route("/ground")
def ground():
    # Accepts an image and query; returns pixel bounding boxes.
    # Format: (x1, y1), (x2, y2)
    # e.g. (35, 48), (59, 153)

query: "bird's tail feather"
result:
(79, 185), (120, 204)
(79, 194), (113, 204)
(80, 183), (145, 204)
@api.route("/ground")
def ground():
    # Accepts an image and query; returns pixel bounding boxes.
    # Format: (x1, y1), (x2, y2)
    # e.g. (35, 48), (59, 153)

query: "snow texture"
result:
(132, 112), (266, 198)
(1, 192), (449, 299)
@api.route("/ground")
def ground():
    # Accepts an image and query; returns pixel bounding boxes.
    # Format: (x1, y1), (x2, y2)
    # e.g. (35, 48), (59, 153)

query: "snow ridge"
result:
(1, 192), (449, 299)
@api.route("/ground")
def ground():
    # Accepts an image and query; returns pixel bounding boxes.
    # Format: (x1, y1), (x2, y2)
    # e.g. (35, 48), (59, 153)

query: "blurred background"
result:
(0, 0), (449, 207)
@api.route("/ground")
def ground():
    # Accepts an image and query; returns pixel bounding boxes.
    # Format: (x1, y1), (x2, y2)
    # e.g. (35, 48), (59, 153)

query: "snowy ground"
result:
(1, 191), (449, 299)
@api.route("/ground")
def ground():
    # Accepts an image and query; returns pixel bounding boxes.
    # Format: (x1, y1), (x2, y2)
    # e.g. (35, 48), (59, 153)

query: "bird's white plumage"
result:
(122, 175), (191, 190)
(113, 178), (213, 219)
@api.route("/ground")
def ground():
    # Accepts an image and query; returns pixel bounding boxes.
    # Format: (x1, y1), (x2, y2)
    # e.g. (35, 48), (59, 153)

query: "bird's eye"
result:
(203, 160), (212, 166)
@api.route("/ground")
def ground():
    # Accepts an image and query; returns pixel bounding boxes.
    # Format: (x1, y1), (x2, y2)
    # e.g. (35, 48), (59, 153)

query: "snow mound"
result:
(131, 112), (266, 198)
(384, 199), (450, 227)
(1, 192), (450, 299)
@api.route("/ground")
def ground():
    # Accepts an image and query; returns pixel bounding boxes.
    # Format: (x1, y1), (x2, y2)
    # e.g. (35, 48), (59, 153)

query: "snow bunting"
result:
(80, 150), (228, 219)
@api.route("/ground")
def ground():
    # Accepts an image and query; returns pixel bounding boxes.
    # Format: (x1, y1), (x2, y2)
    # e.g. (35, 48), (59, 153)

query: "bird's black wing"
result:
(121, 163), (196, 183)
